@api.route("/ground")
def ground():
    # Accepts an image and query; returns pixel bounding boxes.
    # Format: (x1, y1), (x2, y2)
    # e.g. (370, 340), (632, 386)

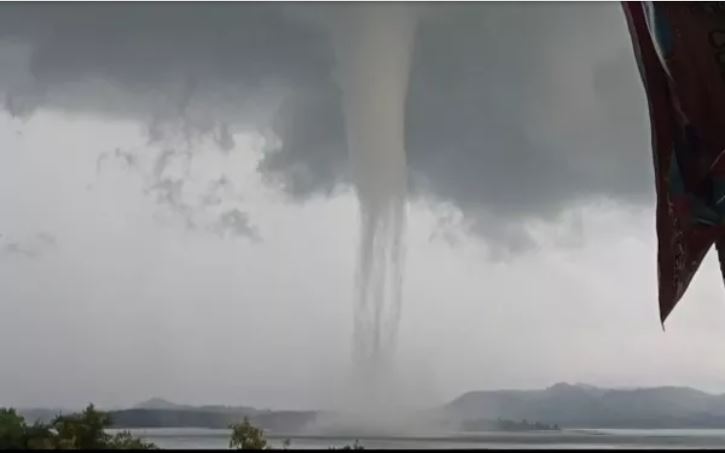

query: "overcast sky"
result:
(3, 2), (725, 412)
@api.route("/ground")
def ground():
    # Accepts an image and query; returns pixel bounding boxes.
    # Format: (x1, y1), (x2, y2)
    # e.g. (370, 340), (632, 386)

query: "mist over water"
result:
(331, 4), (418, 414)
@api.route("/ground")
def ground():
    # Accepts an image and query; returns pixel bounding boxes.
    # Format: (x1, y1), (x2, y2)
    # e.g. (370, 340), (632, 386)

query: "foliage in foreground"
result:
(229, 417), (268, 450)
(228, 417), (364, 451)
(2, 404), (365, 451)
(0, 405), (157, 450)
(332, 439), (365, 451)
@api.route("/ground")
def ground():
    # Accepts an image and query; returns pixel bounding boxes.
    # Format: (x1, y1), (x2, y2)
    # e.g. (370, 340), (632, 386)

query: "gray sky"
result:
(2, 2), (725, 411)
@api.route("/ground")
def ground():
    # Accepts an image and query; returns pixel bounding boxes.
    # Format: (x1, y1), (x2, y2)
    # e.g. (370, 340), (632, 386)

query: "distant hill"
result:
(110, 408), (240, 429)
(109, 408), (317, 434)
(444, 382), (725, 428)
(20, 383), (725, 431)
(133, 397), (256, 414)
(17, 408), (69, 424)
(112, 398), (314, 433)
(133, 398), (186, 410)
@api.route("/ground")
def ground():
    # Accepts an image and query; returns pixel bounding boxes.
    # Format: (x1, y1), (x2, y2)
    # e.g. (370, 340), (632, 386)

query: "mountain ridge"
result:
(444, 382), (725, 428)
(18, 383), (725, 430)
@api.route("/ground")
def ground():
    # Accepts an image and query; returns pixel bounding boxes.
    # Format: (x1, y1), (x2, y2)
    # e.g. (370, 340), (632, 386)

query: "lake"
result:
(109, 427), (725, 450)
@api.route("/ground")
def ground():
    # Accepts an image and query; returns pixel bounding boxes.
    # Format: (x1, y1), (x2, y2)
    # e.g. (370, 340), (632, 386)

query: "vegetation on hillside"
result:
(461, 418), (560, 432)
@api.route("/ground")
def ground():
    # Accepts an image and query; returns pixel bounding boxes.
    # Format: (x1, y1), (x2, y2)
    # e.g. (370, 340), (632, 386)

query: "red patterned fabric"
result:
(623, 2), (725, 322)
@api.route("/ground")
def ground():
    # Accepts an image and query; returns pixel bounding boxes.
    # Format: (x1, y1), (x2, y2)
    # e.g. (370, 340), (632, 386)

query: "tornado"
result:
(331, 4), (418, 405)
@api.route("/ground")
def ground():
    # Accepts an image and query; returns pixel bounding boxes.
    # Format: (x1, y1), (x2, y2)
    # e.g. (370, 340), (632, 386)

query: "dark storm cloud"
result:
(2, 242), (37, 258)
(0, 3), (651, 250)
(213, 209), (260, 241)
(145, 176), (259, 240)
(0, 3), (332, 123)
(96, 148), (139, 174)
(0, 232), (57, 259)
(93, 144), (260, 240)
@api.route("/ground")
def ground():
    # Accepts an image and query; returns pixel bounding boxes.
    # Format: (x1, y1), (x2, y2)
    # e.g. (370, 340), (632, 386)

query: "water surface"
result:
(110, 427), (725, 450)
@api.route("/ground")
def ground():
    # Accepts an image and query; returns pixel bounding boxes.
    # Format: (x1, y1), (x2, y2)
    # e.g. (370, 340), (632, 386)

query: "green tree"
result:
(328, 440), (365, 451)
(0, 408), (26, 450)
(51, 404), (111, 450)
(23, 422), (56, 450)
(108, 430), (158, 450)
(0, 404), (156, 450)
(51, 404), (158, 450)
(337, 439), (364, 451)
(229, 417), (268, 451)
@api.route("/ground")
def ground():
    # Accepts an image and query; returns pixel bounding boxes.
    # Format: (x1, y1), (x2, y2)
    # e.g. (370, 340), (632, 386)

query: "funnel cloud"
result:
(331, 3), (417, 406)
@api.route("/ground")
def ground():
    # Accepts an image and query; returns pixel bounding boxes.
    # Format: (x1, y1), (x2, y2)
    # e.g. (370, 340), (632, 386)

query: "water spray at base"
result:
(331, 4), (418, 409)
